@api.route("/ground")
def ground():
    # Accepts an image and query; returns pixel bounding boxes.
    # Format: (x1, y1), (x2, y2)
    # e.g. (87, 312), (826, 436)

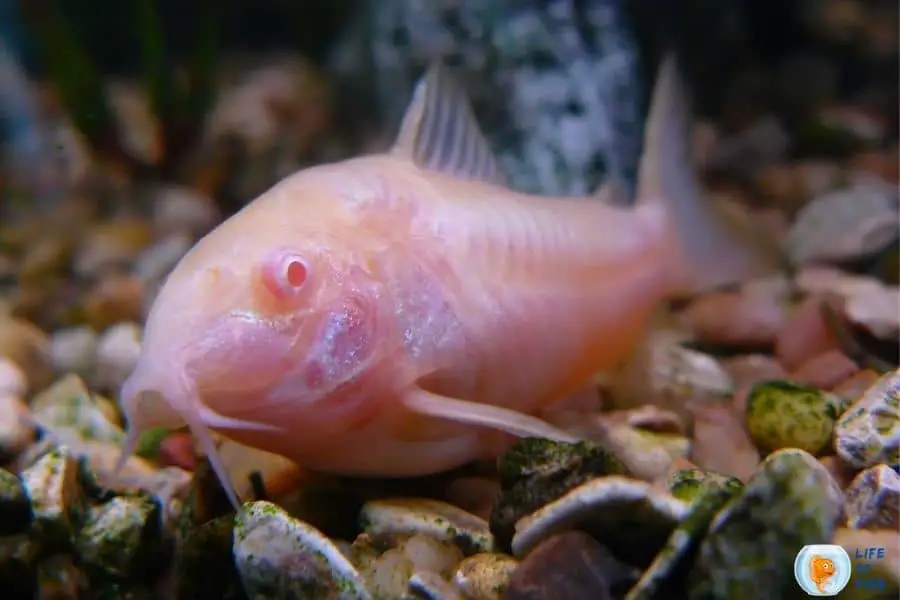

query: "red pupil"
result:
(285, 260), (307, 287)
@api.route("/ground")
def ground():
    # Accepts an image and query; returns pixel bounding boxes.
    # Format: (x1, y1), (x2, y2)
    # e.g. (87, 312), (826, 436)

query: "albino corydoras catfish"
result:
(113, 55), (779, 508)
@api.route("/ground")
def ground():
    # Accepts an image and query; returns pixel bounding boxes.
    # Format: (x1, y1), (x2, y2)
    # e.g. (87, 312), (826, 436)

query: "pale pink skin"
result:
(121, 154), (674, 481)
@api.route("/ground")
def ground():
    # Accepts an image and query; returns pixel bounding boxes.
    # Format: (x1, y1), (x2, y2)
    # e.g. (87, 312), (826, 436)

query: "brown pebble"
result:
(505, 531), (632, 600)
(831, 369), (882, 402)
(82, 274), (145, 331)
(722, 354), (787, 389)
(158, 432), (197, 471)
(818, 456), (859, 490)
(850, 150), (900, 184)
(689, 402), (761, 483)
(680, 289), (788, 350)
(789, 350), (859, 390)
(774, 295), (843, 370)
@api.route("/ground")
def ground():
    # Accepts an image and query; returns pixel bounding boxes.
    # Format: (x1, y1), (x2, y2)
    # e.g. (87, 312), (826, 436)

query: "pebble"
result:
(587, 417), (690, 482)
(786, 179), (900, 265)
(721, 354), (787, 391)
(687, 449), (845, 598)
(832, 369), (882, 403)
(833, 371), (899, 469)
(490, 438), (628, 551)
(680, 289), (789, 350)
(233, 500), (371, 599)
(0, 394), (36, 458)
(605, 332), (734, 423)
(844, 283), (900, 341)
(174, 514), (243, 599)
(506, 531), (630, 600)
(133, 233), (192, 284)
(790, 349), (860, 390)
(93, 322), (142, 393)
(843, 464), (900, 530)
(688, 403), (761, 483)
(0, 357), (28, 397)
(452, 552), (518, 600)
(360, 497), (494, 556)
(409, 570), (464, 600)
(0, 467), (31, 535)
(627, 476), (743, 599)
(774, 295), (842, 370)
(665, 468), (744, 503)
(818, 456), (860, 490)
(151, 184), (221, 238)
(73, 219), (153, 279)
(48, 326), (99, 377)
(19, 446), (87, 554)
(30, 374), (124, 446)
(82, 274), (145, 332)
(745, 380), (849, 456)
(510, 476), (688, 567)
(0, 316), (53, 392)
(75, 494), (163, 581)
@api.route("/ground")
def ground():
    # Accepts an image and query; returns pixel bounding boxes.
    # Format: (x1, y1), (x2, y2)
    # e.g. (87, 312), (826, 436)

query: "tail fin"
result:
(637, 54), (786, 298)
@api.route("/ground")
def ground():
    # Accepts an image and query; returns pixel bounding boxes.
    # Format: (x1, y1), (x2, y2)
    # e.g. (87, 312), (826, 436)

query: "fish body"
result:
(116, 55), (780, 506)
(809, 555), (836, 593)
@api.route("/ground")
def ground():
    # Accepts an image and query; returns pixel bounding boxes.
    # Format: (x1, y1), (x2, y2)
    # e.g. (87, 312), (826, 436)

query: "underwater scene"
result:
(0, 1), (897, 598)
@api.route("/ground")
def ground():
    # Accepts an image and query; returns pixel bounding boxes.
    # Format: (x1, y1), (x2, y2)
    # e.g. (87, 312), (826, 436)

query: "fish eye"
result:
(261, 249), (309, 300)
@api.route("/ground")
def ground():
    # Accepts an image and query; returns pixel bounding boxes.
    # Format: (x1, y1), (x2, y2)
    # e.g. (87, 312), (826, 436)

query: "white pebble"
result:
(152, 185), (221, 238)
(0, 357), (28, 397)
(397, 534), (463, 578)
(0, 394), (36, 456)
(49, 326), (99, 376)
(134, 233), (193, 283)
(94, 322), (143, 393)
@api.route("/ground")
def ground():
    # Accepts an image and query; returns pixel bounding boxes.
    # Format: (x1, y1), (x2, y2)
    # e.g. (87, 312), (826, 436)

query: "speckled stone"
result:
(833, 371), (899, 469)
(687, 449), (844, 599)
(665, 468), (744, 503)
(360, 497), (494, 556)
(452, 552), (519, 600)
(75, 494), (163, 582)
(491, 438), (628, 551)
(338, 0), (643, 198)
(233, 500), (371, 599)
(745, 380), (848, 456)
(626, 481), (742, 600)
(844, 464), (900, 530)
(19, 446), (87, 553)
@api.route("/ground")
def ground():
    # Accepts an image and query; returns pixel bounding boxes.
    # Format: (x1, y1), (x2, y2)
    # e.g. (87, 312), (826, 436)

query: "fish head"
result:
(118, 205), (391, 494)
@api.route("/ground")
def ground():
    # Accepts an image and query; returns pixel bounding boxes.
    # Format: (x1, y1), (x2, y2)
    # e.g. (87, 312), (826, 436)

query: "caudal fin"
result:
(637, 53), (786, 298)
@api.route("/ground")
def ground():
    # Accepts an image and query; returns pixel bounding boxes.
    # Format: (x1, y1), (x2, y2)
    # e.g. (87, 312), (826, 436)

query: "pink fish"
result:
(113, 55), (780, 508)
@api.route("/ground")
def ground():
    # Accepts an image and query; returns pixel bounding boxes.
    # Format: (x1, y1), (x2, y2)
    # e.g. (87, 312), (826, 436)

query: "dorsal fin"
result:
(391, 62), (506, 186)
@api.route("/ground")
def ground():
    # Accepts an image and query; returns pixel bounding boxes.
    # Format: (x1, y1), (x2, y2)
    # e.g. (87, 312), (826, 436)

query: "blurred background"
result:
(0, 0), (897, 363)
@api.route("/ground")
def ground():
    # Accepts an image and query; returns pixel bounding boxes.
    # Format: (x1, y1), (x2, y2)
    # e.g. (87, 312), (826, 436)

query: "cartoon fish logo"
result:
(809, 555), (837, 593)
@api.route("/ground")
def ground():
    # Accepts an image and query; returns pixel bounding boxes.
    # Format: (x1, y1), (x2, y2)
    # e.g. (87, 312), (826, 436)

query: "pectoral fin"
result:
(402, 388), (581, 443)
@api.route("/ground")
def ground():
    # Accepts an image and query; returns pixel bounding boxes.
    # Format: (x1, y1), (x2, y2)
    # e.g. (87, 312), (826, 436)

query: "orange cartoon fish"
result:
(809, 555), (837, 593)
